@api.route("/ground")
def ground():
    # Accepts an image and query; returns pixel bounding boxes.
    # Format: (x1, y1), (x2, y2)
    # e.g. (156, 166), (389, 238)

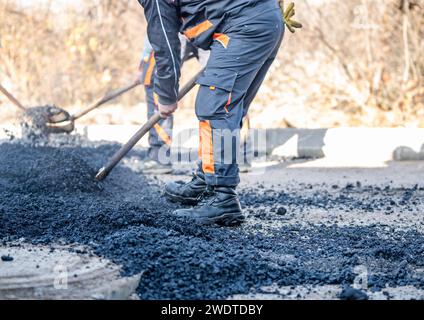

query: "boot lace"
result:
(188, 172), (202, 186)
(196, 186), (215, 207)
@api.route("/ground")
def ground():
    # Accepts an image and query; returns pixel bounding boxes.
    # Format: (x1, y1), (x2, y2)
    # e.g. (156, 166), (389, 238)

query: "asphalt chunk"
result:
(1, 255), (14, 262)
(339, 286), (369, 300)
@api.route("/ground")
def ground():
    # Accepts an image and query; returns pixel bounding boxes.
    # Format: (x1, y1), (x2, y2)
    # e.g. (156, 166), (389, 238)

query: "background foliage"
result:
(0, 0), (423, 127)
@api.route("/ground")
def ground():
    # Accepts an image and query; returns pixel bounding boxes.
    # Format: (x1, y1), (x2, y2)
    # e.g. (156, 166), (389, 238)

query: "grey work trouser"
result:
(195, 4), (284, 187)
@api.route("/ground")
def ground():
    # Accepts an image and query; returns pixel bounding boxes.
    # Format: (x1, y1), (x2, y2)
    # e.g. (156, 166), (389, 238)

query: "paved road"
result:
(1, 137), (423, 300)
(163, 159), (424, 299)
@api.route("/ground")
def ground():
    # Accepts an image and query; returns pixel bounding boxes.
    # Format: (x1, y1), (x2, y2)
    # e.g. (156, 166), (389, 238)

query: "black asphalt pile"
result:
(19, 105), (75, 145)
(20, 106), (55, 142)
(0, 138), (423, 299)
(0, 143), (102, 193)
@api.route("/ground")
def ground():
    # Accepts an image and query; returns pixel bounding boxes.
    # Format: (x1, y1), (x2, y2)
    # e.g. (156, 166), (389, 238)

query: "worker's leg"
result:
(139, 48), (173, 173)
(145, 85), (173, 163)
(162, 45), (211, 204)
(170, 5), (284, 225)
(242, 34), (284, 121)
(195, 11), (284, 187)
(239, 31), (285, 169)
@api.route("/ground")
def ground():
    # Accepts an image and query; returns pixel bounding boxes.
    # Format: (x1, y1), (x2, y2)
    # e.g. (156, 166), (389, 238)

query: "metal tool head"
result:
(95, 167), (108, 182)
(46, 106), (72, 123)
(42, 106), (75, 134)
(45, 119), (75, 134)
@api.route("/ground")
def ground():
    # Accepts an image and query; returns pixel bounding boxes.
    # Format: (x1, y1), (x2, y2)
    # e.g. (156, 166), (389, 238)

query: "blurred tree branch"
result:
(0, 0), (422, 128)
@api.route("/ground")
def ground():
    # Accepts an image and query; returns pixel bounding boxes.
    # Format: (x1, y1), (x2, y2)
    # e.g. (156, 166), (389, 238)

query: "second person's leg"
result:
(139, 49), (174, 174)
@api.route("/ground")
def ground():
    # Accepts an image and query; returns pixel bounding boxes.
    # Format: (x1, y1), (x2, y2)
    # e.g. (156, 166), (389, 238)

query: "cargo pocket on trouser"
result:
(195, 68), (238, 120)
(195, 69), (240, 186)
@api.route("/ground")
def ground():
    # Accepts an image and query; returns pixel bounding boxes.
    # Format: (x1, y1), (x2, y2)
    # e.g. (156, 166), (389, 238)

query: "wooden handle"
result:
(0, 83), (26, 111)
(73, 81), (141, 120)
(95, 112), (162, 181)
(95, 67), (205, 181)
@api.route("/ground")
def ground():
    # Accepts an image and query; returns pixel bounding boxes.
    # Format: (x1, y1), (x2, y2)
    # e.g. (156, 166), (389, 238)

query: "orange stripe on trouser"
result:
(213, 33), (230, 49)
(184, 20), (213, 39)
(198, 127), (202, 159)
(154, 123), (172, 146)
(153, 93), (159, 106)
(199, 120), (215, 174)
(144, 52), (156, 86)
(224, 93), (232, 113)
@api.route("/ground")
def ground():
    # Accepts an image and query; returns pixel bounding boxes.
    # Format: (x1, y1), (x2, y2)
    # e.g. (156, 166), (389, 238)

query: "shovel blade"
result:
(45, 120), (75, 134)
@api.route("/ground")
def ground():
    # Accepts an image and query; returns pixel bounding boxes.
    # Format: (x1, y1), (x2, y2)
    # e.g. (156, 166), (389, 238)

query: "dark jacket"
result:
(138, 0), (272, 105)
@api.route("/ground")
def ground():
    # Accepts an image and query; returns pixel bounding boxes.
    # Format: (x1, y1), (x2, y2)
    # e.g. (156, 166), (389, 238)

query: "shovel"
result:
(0, 83), (26, 111)
(95, 68), (204, 181)
(0, 83), (71, 129)
(46, 80), (142, 133)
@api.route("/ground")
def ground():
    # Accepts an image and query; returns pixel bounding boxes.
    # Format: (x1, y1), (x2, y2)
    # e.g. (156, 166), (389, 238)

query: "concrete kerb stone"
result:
(2, 124), (424, 162)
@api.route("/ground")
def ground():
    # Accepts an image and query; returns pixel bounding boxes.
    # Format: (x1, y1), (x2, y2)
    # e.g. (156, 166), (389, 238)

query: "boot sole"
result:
(164, 190), (200, 206)
(195, 212), (245, 227)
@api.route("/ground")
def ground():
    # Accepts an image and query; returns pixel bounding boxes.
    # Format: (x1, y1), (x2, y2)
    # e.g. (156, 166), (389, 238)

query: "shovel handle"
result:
(73, 80), (141, 120)
(0, 83), (26, 111)
(95, 68), (204, 181)
(95, 112), (162, 181)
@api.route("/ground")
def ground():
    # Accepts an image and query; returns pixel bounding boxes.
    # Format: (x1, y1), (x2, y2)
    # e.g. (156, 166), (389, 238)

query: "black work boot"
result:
(164, 172), (207, 205)
(173, 187), (245, 227)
